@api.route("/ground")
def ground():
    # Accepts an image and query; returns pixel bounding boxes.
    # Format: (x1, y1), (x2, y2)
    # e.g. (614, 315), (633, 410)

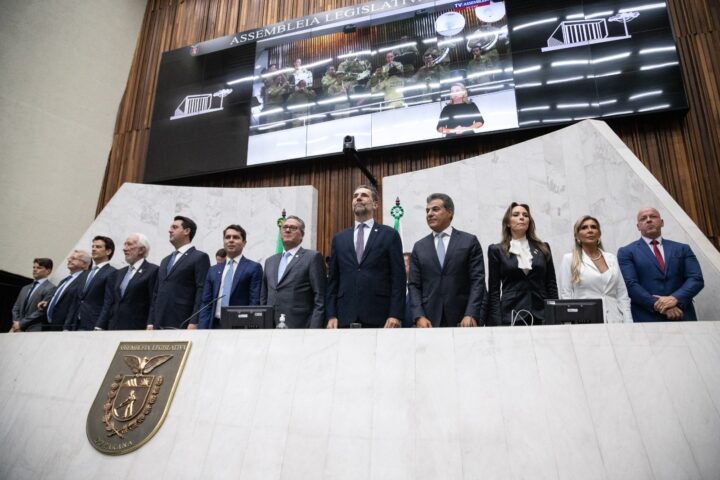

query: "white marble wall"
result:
(50, 183), (318, 281)
(382, 119), (720, 320)
(1, 323), (720, 479)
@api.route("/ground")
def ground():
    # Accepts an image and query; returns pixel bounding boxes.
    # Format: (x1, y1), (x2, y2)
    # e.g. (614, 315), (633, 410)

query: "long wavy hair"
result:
(570, 215), (604, 284)
(500, 202), (550, 259)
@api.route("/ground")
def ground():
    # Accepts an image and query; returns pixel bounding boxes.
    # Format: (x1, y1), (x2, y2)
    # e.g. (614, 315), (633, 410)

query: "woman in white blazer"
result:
(559, 215), (633, 323)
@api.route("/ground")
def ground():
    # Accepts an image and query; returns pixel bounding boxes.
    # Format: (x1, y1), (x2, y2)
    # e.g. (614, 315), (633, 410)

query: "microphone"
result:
(164, 295), (226, 330)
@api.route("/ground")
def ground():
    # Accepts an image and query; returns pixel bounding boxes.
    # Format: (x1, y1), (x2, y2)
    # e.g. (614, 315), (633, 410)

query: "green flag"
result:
(276, 209), (286, 253)
(390, 197), (405, 250)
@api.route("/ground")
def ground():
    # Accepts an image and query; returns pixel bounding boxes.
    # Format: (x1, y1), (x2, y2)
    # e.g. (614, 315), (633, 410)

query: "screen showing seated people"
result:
(145, 0), (686, 181)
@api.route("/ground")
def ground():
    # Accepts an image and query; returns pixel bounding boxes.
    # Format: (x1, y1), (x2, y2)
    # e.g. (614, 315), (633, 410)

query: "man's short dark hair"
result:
(93, 235), (115, 259)
(33, 258), (53, 270)
(426, 193), (454, 217)
(356, 184), (380, 202)
(215, 248), (227, 258)
(174, 216), (198, 241)
(223, 224), (247, 242)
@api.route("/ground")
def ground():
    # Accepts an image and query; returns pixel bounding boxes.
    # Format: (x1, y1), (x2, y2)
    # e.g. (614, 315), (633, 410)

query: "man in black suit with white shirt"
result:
(65, 236), (117, 331)
(147, 216), (210, 329)
(96, 233), (159, 330)
(326, 184), (406, 328)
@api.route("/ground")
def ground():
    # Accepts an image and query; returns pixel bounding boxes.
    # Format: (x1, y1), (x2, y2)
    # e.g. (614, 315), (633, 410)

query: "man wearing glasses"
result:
(261, 215), (326, 328)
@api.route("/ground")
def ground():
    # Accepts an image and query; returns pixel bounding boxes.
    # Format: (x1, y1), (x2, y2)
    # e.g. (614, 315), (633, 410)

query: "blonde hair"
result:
(570, 215), (604, 284)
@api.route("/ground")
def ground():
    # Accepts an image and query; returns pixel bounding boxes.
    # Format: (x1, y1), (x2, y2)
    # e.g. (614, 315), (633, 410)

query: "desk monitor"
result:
(220, 306), (275, 329)
(544, 299), (603, 325)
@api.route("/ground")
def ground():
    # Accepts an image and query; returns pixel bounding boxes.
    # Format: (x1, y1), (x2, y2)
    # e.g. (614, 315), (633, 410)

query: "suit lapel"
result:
(637, 239), (664, 275)
(442, 229), (459, 272)
(166, 247), (194, 279)
(661, 240), (673, 277)
(360, 225), (381, 264)
(123, 260), (146, 296)
(231, 257), (249, 293)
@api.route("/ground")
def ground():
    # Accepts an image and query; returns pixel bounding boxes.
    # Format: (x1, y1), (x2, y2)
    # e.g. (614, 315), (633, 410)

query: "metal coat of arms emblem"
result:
(87, 341), (191, 455)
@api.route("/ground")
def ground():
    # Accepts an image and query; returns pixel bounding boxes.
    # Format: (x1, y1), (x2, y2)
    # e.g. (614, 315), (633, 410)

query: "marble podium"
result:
(1, 324), (720, 479)
(383, 120), (720, 320)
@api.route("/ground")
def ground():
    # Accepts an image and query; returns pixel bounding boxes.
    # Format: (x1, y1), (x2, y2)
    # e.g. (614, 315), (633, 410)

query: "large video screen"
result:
(145, 0), (686, 182)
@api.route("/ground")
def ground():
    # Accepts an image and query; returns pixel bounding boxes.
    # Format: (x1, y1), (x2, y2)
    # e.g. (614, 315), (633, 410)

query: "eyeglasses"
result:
(281, 225), (300, 231)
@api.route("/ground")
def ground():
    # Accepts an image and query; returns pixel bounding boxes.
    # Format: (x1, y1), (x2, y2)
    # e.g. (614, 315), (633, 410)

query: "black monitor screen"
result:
(544, 299), (604, 325)
(220, 306), (275, 329)
(145, 0), (686, 181)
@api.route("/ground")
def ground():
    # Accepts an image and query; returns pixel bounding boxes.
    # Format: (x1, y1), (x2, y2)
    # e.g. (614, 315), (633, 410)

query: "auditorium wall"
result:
(0, 0), (146, 277)
(98, 0), (719, 260)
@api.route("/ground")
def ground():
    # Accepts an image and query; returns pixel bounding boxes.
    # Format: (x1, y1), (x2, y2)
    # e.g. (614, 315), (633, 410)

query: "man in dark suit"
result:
(261, 215), (325, 328)
(199, 224), (262, 329)
(65, 236), (117, 331)
(96, 233), (159, 330)
(10, 258), (56, 332)
(618, 207), (704, 322)
(40, 250), (91, 331)
(326, 184), (405, 328)
(408, 193), (486, 328)
(148, 216), (211, 330)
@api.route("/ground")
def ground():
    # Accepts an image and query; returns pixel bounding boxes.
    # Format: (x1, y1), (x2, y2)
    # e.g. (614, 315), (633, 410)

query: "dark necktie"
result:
(22, 281), (39, 314)
(84, 266), (99, 293)
(651, 239), (665, 271)
(355, 223), (366, 263)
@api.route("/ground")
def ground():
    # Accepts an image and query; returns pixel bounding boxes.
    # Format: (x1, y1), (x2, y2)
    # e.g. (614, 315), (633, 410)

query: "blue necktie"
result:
(436, 232), (446, 267)
(166, 251), (179, 274)
(221, 259), (235, 307)
(277, 252), (291, 282)
(119, 266), (135, 297)
(84, 266), (99, 293)
(47, 275), (73, 322)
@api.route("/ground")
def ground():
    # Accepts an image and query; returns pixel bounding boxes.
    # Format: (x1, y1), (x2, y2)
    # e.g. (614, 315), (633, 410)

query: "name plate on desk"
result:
(86, 341), (191, 455)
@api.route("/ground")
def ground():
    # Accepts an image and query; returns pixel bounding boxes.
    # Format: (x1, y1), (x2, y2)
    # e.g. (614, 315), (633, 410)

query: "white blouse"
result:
(559, 250), (633, 323)
(509, 237), (533, 272)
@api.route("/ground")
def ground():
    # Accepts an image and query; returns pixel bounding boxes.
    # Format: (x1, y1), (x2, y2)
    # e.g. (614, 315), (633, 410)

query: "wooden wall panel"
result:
(98, 0), (720, 257)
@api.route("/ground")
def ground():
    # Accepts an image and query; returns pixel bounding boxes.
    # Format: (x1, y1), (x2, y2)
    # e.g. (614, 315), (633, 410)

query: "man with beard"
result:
(96, 233), (159, 330)
(326, 184), (405, 328)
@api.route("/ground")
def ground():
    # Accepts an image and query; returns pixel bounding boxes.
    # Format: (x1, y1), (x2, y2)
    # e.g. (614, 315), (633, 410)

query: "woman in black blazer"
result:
(487, 202), (558, 326)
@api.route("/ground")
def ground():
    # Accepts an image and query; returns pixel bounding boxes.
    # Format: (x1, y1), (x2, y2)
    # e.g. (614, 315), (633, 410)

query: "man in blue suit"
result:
(199, 224), (262, 329)
(147, 216), (210, 329)
(618, 207), (704, 322)
(326, 184), (405, 328)
(65, 236), (117, 331)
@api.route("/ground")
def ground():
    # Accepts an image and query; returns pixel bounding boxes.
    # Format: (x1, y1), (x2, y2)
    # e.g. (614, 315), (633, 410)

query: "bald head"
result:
(636, 207), (664, 239)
